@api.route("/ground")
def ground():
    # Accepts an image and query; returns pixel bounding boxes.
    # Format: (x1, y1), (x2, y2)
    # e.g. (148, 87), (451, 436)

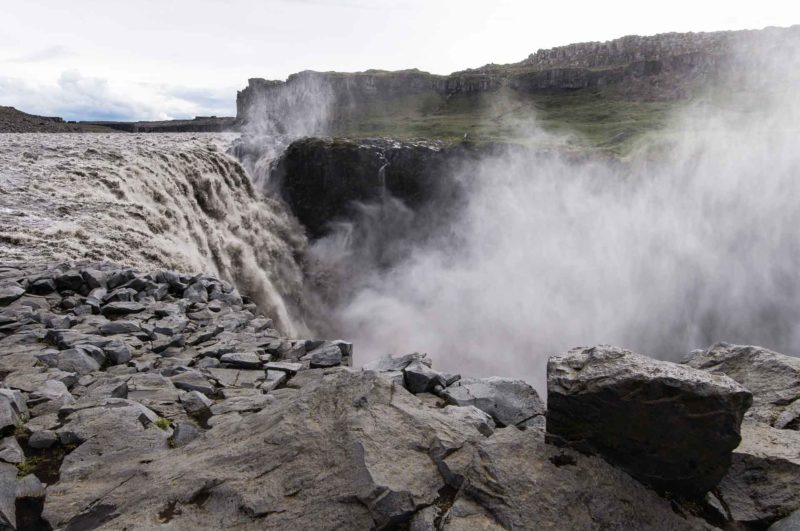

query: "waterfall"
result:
(0, 132), (309, 335)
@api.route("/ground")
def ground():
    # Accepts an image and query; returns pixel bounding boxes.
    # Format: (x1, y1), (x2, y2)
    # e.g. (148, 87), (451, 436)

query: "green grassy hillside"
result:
(327, 88), (676, 154)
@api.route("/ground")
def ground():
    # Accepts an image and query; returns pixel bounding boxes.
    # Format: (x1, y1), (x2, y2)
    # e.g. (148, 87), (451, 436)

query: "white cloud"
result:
(0, 70), (235, 121)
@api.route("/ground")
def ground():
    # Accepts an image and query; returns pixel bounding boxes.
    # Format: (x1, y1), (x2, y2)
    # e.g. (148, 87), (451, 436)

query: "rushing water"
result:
(0, 133), (308, 335)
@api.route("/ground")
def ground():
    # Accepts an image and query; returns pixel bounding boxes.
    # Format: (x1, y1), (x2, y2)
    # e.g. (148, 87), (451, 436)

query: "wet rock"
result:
(546, 345), (752, 495)
(55, 269), (84, 292)
(403, 360), (447, 394)
(27, 278), (56, 295)
(683, 343), (800, 428)
(0, 284), (24, 306)
(443, 377), (544, 428)
(220, 352), (262, 369)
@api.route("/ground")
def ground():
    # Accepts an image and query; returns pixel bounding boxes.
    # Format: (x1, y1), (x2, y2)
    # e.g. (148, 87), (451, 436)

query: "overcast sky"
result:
(1, 0), (798, 121)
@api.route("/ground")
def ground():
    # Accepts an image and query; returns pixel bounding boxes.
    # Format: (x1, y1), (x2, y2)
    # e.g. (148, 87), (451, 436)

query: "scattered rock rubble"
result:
(1, 262), (799, 529)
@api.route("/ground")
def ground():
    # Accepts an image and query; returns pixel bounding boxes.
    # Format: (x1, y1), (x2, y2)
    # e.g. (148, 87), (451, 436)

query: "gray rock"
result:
(403, 360), (447, 394)
(302, 343), (343, 368)
(220, 352), (262, 369)
(716, 421), (800, 527)
(0, 462), (16, 528)
(76, 343), (106, 365)
(442, 376), (543, 428)
(0, 390), (26, 432)
(547, 345), (752, 496)
(0, 437), (23, 464)
(208, 369), (267, 387)
(770, 509), (800, 531)
(126, 373), (180, 403)
(171, 422), (202, 447)
(210, 394), (273, 415)
(171, 371), (215, 395)
(31, 379), (75, 404)
(81, 268), (108, 289)
(260, 370), (288, 393)
(183, 282), (208, 303)
(264, 361), (302, 374)
(684, 343), (800, 428)
(107, 269), (135, 289)
(180, 391), (213, 417)
(16, 473), (45, 499)
(195, 357), (220, 369)
(28, 430), (58, 449)
(363, 352), (431, 372)
(55, 269), (84, 292)
(103, 339), (132, 365)
(0, 284), (24, 306)
(56, 348), (101, 375)
(99, 320), (141, 335)
(441, 405), (496, 437)
(82, 376), (128, 400)
(151, 333), (185, 353)
(100, 301), (145, 317)
(27, 277), (56, 294)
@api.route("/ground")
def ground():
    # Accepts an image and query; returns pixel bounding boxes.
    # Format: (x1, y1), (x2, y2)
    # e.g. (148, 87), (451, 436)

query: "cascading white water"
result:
(0, 133), (309, 335)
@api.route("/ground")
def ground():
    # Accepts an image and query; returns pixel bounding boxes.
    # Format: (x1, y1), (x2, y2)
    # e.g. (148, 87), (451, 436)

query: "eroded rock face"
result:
(546, 345), (752, 496)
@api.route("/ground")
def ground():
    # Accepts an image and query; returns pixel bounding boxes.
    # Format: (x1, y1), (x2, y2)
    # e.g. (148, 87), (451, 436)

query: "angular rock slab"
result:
(442, 376), (544, 428)
(546, 345), (752, 495)
(683, 343), (800, 428)
(716, 421), (800, 527)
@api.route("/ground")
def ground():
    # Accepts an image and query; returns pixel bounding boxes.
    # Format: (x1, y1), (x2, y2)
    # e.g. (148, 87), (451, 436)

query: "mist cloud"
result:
(304, 30), (800, 394)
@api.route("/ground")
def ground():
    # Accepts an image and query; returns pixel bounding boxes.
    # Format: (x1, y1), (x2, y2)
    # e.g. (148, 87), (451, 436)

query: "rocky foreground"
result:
(0, 262), (798, 530)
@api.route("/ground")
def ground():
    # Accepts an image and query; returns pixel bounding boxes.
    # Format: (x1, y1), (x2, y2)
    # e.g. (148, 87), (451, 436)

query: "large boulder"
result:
(546, 345), (752, 495)
(683, 343), (800, 429)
